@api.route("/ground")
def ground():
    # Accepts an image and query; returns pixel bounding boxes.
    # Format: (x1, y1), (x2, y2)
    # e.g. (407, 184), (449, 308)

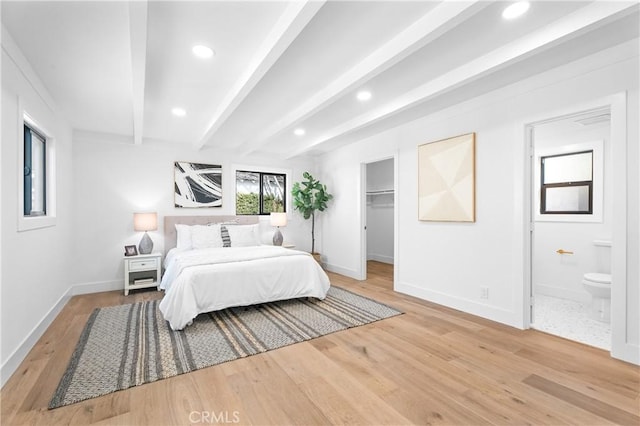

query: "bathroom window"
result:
(540, 150), (593, 214)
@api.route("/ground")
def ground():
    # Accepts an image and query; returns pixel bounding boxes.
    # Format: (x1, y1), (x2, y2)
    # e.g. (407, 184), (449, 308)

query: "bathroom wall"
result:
(533, 119), (612, 302)
(366, 159), (394, 264)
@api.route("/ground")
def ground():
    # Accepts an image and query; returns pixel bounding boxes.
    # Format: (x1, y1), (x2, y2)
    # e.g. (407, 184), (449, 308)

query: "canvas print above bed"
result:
(174, 162), (222, 208)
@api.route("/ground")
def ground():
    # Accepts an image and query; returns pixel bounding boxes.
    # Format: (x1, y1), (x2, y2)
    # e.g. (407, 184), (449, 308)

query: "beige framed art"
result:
(418, 133), (476, 222)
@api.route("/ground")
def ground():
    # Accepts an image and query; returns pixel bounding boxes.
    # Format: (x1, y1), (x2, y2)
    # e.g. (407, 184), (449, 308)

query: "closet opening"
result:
(361, 157), (396, 289)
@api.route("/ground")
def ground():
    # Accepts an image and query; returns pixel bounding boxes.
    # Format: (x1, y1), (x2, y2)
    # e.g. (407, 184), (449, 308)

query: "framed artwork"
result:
(418, 133), (475, 222)
(174, 162), (222, 208)
(124, 245), (138, 257)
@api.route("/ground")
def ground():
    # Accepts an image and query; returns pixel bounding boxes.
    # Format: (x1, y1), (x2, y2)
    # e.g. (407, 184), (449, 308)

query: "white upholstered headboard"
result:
(164, 215), (259, 255)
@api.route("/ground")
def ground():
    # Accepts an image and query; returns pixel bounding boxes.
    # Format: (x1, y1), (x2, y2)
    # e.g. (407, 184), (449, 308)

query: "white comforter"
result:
(159, 246), (330, 330)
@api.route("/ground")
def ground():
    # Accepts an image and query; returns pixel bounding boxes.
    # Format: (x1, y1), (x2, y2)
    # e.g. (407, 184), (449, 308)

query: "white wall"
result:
(1, 35), (74, 384)
(318, 39), (639, 362)
(533, 121), (612, 302)
(366, 159), (394, 264)
(71, 138), (318, 291)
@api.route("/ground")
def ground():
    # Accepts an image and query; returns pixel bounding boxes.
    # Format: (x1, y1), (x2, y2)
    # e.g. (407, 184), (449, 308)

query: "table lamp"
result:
(270, 212), (287, 246)
(134, 212), (157, 254)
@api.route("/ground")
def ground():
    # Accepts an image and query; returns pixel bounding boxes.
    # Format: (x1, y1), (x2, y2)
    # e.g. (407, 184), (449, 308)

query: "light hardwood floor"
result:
(1, 261), (638, 425)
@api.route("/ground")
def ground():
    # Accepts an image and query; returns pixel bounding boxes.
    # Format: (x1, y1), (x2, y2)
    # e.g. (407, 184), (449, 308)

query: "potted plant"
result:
(292, 172), (333, 263)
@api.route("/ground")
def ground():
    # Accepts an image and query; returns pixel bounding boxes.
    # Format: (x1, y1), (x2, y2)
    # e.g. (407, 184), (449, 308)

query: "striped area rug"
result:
(49, 286), (401, 409)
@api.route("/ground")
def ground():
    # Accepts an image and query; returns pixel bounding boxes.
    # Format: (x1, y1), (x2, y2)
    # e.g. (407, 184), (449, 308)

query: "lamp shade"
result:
(134, 212), (157, 232)
(270, 212), (287, 227)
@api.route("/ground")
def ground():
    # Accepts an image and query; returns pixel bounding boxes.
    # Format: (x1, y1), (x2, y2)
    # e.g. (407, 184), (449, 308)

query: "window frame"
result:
(533, 139), (604, 223)
(24, 123), (47, 216)
(540, 150), (593, 215)
(18, 107), (56, 231)
(235, 169), (287, 215)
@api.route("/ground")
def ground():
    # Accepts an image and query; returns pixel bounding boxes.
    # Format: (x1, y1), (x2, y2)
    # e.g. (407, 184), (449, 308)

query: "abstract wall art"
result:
(418, 133), (475, 222)
(174, 162), (222, 208)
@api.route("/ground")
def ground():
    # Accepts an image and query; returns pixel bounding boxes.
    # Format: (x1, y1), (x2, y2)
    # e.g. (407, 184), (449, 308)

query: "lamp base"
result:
(273, 228), (283, 246)
(139, 232), (154, 254)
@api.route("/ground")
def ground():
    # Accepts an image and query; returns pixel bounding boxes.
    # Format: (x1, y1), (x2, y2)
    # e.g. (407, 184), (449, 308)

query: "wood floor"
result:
(2, 261), (638, 425)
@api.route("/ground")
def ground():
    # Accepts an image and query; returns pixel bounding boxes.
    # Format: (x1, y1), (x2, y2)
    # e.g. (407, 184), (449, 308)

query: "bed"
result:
(159, 215), (330, 330)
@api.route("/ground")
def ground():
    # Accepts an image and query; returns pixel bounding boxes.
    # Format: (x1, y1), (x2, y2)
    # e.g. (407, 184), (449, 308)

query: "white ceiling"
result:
(2, 1), (638, 158)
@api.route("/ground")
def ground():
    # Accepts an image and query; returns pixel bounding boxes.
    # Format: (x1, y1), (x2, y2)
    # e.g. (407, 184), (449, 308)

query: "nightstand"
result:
(123, 252), (162, 296)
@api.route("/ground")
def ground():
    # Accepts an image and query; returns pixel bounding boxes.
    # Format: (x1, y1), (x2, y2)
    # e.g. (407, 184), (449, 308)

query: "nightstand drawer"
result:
(129, 258), (158, 271)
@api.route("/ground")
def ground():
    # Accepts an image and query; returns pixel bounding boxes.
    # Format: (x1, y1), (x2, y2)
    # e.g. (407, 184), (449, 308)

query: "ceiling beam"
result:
(128, 1), (148, 145)
(194, 0), (325, 150)
(285, 0), (638, 159)
(238, 0), (488, 156)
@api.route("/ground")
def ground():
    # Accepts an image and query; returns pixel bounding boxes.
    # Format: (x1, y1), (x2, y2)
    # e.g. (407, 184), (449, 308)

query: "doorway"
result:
(529, 108), (612, 350)
(361, 157), (396, 287)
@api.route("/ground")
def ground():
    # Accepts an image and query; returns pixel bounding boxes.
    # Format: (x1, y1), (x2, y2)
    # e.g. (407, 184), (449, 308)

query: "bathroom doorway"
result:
(528, 108), (612, 350)
(360, 157), (396, 288)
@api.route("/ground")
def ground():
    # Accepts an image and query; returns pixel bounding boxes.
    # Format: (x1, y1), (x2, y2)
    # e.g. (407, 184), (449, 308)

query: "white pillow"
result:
(191, 224), (224, 249)
(226, 224), (261, 247)
(175, 224), (193, 250)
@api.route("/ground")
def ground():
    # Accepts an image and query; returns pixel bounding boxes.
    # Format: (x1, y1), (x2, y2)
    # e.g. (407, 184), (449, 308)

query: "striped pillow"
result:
(220, 225), (231, 247)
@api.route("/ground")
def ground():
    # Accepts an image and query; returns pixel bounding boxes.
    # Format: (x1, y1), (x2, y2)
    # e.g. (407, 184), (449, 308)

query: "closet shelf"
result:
(366, 189), (394, 195)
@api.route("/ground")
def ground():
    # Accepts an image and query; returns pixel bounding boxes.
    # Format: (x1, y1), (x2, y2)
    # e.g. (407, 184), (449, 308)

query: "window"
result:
(19, 110), (56, 231)
(540, 150), (593, 214)
(236, 170), (286, 215)
(23, 123), (47, 216)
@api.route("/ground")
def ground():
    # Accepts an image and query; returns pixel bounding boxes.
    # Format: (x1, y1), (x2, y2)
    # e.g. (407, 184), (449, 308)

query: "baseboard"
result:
(324, 262), (361, 280)
(0, 287), (72, 388)
(0, 279), (122, 388)
(395, 281), (522, 329)
(612, 342), (640, 365)
(366, 253), (394, 264)
(72, 279), (121, 295)
(535, 283), (590, 303)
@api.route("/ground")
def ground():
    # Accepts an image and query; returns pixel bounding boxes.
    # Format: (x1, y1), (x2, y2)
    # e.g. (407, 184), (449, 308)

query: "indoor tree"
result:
(292, 172), (333, 254)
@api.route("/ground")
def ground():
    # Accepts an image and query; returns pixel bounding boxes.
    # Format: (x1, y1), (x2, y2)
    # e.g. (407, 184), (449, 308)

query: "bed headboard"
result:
(164, 215), (259, 255)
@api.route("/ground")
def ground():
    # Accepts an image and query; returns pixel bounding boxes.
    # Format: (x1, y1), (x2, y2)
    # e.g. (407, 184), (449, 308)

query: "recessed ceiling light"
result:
(192, 45), (214, 59)
(357, 90), (372, 101)
(171, 107), (186, 117)
(502, 1), (530, 20)
(294, 128), (305, 136)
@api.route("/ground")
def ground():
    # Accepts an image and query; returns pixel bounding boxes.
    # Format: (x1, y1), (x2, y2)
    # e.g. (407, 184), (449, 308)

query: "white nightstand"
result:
(123, 252), (162, 296)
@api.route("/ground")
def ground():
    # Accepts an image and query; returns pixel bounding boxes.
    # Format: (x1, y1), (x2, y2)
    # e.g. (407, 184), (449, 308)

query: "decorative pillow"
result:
(226, 224), (261, 247)
(175, 224), (193, 250)
(220, 225), (231, 247)
(191, 224), (224, 249)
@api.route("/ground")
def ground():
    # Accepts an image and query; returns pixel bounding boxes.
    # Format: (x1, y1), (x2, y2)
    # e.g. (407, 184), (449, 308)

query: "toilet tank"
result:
(594, 240), (612, 273)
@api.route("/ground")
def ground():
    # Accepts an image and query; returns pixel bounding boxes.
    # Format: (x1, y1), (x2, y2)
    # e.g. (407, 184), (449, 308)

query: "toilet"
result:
(582, 240), (612, 323)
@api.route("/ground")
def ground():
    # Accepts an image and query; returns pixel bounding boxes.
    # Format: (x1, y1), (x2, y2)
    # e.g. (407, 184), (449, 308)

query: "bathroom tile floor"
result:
(531, 294), (611, 351)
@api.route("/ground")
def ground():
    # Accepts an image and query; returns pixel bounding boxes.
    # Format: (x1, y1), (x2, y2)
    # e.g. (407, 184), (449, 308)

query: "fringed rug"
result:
(50, 286), (401, 409)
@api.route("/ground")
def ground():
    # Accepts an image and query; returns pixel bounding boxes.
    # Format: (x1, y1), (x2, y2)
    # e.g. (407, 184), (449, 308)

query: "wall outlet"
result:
(480, 286), (489, 299)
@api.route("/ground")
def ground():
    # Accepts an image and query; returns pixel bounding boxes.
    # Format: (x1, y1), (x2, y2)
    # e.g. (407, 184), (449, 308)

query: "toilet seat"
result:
(583, 272), (611, 284)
